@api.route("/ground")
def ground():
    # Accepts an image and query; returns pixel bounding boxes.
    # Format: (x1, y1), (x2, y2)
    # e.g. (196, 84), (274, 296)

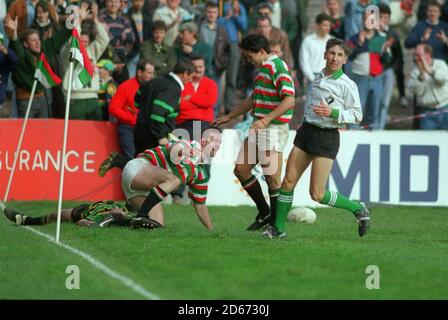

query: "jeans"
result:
(127, 54), (140, 79)
(223, 43), (240, 113)
(118, 123), (136, 159)
(351, 73), (384, 130)
(419, 105), (448, 129)
(17, 96), (49, 118)
(379, 68), (395, 130)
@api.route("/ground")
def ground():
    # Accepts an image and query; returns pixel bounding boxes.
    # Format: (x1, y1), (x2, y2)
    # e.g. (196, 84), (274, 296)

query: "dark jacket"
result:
(139, 41), (177, 76)
(197, 17), (231, 75)
(405, 20), (448, 61)
(10, 26), (71, 96)
(0, 48), (18, 104)
(127, 10), (153, 59)
(135, 74), (182, 140)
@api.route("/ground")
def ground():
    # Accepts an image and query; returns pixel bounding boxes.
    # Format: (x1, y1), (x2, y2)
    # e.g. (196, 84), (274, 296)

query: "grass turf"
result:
(1, 201), (447, 299)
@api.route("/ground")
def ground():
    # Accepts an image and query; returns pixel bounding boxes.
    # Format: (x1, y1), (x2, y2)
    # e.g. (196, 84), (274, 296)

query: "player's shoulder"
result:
(263, 56), (289, 73)
(339, 73), (357, 88)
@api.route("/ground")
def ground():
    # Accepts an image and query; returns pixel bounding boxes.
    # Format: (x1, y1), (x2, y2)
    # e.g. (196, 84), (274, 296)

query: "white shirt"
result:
(299, 33), (333, 83)
(408, 59), (448, 109)
(303, 69), (363, 128)
(271, 1), (282, 29)
(153, 6), (192, 46)
(169, 72), (185, 91)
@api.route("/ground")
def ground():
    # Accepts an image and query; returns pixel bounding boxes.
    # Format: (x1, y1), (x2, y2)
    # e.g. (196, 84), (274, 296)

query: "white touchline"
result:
(23, 226), (161, 300)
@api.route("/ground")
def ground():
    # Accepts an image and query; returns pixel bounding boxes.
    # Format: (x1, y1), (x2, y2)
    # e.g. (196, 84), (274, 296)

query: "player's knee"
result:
(310, 189), (324, 202)
(167, 175), (181, 191)
(281, 178), (296, 192)
(265, 175), (281, 190)
(233, 165), (248, 181)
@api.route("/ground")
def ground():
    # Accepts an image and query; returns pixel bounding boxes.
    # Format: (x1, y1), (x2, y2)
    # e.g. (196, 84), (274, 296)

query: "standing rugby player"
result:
(214, 34), (295, 231)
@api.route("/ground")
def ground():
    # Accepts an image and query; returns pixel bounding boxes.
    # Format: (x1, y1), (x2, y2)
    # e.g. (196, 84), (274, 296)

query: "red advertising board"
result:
(0, 119), (124, 201)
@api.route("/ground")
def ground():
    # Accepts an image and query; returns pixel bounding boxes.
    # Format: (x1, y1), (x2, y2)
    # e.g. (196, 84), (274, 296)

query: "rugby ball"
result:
(287, 207), (317, 224)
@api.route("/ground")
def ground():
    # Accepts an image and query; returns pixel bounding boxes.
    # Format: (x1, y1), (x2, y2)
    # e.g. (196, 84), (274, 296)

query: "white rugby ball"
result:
(287, 207), (317, 224)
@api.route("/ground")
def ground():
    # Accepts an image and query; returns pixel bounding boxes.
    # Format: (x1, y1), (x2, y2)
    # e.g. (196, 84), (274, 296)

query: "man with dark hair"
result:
(176, 22), (213, 77)
(214, 34), (295, 231)
(4, 10), (73, 118)
(347, 10), (392, 129)
(265, 38), (370, 239)
(140, 20), (177, 76)
(99, 59), (195, 175)
(405, 0), (448, 62)
(252, 15), (294, 68)
(299, 13), (333, 96)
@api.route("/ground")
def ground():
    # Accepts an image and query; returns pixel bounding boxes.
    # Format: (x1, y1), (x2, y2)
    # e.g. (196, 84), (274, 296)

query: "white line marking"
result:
(23, 226), (161, 300)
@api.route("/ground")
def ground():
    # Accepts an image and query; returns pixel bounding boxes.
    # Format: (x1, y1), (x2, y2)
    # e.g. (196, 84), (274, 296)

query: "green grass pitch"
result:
(1, 201), (447, 299)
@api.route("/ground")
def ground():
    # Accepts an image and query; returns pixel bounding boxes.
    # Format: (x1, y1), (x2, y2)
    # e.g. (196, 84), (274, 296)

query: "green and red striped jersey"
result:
(137, 141), (209, 204)
(252, 55), (295, 124)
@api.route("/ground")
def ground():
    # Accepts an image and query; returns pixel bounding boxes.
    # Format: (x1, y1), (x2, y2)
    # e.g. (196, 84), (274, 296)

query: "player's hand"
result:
(313, 101), (332, 117)
(383, 37), (395, 52)
(436, 30), (448, 44)
(358, 30), (367, 45)
(212, 115), (231, 127)
(91, 2), (99, 22)
(0, 43), (8, 55)
(182, 44), (193, 54)
(78, 1), (90, 22)
(250, 118), (269, 131)
(158, 137), (169, 145)
(422, 28), (432, 41)
(4, 15), (18, 31)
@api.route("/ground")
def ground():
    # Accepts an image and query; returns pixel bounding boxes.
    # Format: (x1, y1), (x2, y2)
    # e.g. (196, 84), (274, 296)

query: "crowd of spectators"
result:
(1, 0), (448, 130)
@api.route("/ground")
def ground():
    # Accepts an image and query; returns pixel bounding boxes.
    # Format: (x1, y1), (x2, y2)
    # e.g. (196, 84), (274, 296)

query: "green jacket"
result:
(139, 41), (177, 77)
(10, 27), (71, 94)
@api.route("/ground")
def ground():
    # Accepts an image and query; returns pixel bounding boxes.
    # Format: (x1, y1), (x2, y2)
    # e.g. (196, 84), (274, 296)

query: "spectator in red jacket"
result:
(108, 59), (155, 159)
(176, 54), (218, 142)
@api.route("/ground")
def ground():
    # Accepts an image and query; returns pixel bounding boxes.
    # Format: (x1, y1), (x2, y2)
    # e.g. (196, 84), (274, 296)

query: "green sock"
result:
(275, 189), (294, 233)
(320, 191), (362, 214)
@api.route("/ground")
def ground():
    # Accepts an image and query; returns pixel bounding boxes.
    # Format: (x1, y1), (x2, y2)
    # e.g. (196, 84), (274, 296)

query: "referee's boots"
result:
(355, 202), (371, 237)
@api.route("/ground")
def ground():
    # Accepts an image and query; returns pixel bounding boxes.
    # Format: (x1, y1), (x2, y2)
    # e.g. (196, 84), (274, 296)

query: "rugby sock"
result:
(275, 190), (294, 233)
(136, 186), (168, 218)
(319, 191), (362, 214)
(268, 188), (280, 225)
(241, 175), (270, 218)
(23, 215), (47, 225)
(114, 154), (131, 169)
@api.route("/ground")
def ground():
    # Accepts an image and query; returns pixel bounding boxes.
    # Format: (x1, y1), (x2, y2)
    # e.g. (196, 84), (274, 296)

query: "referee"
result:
(265, 38), (371, 238)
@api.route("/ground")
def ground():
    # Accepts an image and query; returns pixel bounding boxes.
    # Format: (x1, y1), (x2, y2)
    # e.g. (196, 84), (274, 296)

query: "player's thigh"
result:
(131, 163), (175, 191)
(260, 150), (283, 184)
(309, 156), (334, 197)
(235, 137), (258, 176)
(282, 147), (313, 191)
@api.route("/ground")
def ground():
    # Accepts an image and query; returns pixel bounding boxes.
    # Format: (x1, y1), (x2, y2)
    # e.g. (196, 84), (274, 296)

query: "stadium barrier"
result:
(0, 119), (446, 206)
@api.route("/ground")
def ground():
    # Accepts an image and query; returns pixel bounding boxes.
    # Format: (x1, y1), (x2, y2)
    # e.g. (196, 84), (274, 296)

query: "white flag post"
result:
(3, 79), (38, 203)
(55, 51), (75, 242)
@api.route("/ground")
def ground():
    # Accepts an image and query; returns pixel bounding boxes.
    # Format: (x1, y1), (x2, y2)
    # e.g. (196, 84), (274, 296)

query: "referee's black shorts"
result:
(293, 122), (340, 160)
